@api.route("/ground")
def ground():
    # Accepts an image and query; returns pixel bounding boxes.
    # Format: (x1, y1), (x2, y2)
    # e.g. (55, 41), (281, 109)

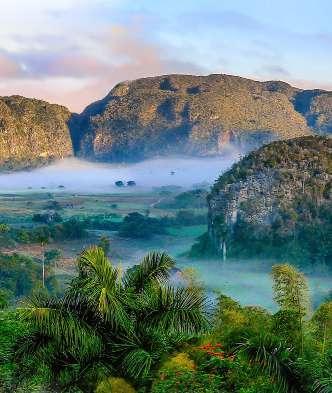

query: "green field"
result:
(0, 190), (208, 267)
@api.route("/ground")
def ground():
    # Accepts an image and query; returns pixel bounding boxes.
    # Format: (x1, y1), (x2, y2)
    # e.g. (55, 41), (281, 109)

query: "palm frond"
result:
(314, 378), (332, 393)
(141, 286), (210, 335)
(15, 249), (210, 390)
(122, 348), (153, 379)
(70, 247), (133, 330)
(123, 252), (175, 292)
(19, 295), (103, 359)
(236, 333), (300, 393)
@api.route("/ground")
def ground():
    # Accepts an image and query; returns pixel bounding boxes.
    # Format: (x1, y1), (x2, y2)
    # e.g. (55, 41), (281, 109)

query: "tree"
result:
(0, 289), (11, 309)
(34, 231), (50, 289)
(237, 333), (299, 393)
(271, 264), (310, 354)
(98, 236), (110, 255)
(312, 301), (332, 355)
(17, 248), (208, 392)
(44, 249), (62, 266)
(0, 223), (10, 233)
(119, 212), (166, 239)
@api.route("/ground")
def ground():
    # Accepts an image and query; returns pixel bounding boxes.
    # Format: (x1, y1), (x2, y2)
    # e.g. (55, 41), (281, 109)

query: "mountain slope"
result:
(71, 73), (328, 162)
(0, 96), (73, 171)
(201, 135), (332, 264)
(1, 74), (332, 170)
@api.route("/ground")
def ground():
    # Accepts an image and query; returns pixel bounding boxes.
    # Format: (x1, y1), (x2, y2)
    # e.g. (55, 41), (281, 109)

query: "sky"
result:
(0, 0), (332, 112)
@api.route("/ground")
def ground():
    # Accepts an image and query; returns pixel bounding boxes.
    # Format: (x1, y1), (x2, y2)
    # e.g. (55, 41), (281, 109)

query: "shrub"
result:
(95, 377), (136, 393)
(162, 352), (196, 371)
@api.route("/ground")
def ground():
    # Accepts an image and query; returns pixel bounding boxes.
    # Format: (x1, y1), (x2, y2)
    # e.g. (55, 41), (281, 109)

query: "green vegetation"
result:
(203, 136), (332, 266)
(228, 199), (331, 265)
(97, 235), (110, 255)
(0, 252), (61, 299)
(119, 212), (167, 239)
(0, 247), (331, 392)
(0, 217), (87, 247)
(10, 248), (208, 392)
(156, 189), (208, 209)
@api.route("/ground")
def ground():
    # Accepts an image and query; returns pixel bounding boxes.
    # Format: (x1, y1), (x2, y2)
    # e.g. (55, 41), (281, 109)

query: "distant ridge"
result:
(1, 73), (332, 170)
(71, 73), (331, 162)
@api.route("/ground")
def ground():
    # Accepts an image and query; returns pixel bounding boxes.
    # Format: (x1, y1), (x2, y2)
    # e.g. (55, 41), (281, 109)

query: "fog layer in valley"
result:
(103, 234), (331, 312)
(176, 259), (331, 311)
(0, 152), (241, 193)
(0, 149), (329, 311)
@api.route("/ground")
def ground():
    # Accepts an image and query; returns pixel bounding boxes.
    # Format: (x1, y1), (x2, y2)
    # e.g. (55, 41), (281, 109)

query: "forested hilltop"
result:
(2, 73), (332, 169)
(193, 136), (332, 265)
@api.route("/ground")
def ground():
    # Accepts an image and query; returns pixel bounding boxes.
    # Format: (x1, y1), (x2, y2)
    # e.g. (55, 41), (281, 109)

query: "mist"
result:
(175, 259), (332, 311)
(0, 151), (241, 193)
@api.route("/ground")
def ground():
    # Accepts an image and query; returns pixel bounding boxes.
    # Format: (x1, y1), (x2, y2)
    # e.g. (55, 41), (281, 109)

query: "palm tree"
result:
(236, 333), (301, 393)
(16, 247), (209, 392)
(313, 378), (332, 393)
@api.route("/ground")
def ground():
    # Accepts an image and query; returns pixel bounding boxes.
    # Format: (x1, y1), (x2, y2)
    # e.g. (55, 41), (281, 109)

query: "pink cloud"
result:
(0, 24), (204, 112)
(0, 54), (21, 78)
(48, 54), (110, 77)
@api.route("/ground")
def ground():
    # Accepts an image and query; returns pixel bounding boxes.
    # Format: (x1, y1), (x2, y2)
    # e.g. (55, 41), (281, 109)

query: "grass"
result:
(167, 225), (207, 238)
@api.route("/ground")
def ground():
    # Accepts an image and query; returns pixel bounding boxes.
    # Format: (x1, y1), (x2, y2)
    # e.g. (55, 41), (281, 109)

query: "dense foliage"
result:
(199, 136), (332, 266)
(9, 248), (208, 392)
(119, 212), (167, 239)
(0, 249), (331, 393)
(0, 253), (42, 298)
(0, 252), (61, 300)
(213, 136), (331, 189)
(232, 201), (331, 265)
(0, 218), (87, 247)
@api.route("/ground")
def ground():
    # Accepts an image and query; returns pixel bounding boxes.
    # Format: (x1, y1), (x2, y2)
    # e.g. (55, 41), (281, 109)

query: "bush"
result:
(162, 353), (196, 371)
(95, 377), (136, 393)
(119, 212), (166, 239)
(98, 236), (110, 255)
(152, 369), (225, 393)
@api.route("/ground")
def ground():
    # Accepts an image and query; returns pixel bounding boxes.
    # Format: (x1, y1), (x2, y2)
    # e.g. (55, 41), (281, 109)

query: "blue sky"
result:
(0, 0), (331, 111)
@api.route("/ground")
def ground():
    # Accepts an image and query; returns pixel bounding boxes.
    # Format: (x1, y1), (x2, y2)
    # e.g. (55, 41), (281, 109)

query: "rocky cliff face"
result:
(72, 74), (332, 162)
(206, 136), (332, 262)
(2, 74), (332, 171)
(0, 96), (73, 170)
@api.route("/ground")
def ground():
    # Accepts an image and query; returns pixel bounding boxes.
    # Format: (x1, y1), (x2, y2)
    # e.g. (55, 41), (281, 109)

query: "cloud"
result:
(46, 54), (111, 78)
(1, 1), (332, 112)
(0, 23), (205, 112)
(0, 53), (21, 78)
(61, 25), (205, 111)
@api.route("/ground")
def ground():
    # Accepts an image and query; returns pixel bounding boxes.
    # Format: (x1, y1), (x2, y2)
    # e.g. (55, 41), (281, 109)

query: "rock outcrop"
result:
(206, 136), (332, 263)
(0, 96), (73, 170)
(2, 74), (332, 170)
(72, 74), (332, 162)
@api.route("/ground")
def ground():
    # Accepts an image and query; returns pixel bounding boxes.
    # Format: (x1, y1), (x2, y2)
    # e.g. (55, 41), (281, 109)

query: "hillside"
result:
(0, 96), (73, 170)
(193, 136), (332, 264)
(72, 73), (332, 162)
(2, 74), (332, 170)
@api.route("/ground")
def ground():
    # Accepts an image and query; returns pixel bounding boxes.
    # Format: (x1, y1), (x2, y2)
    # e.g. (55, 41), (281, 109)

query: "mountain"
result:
(72, 74), (332, 162)
(198, 135), (332, 264)
(1, 73), (332, 170)
(0, 96), (73, 171)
